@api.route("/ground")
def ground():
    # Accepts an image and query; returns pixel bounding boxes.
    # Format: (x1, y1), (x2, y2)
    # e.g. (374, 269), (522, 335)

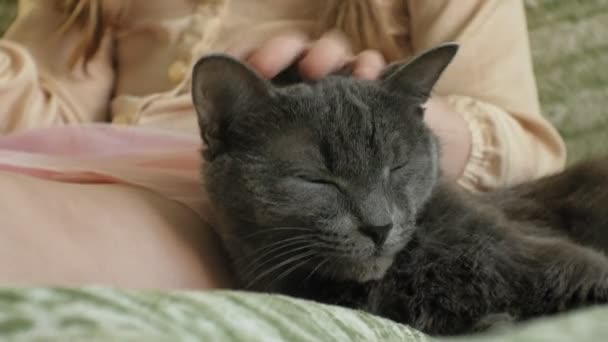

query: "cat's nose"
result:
(359, 223), (393, 246)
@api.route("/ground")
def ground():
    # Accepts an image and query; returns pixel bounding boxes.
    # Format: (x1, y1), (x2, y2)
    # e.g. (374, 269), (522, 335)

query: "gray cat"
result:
(190, 44), (608, 336)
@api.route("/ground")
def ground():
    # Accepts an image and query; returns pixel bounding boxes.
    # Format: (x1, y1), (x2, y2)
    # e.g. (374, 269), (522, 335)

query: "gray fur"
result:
(191, 44), (608, 336)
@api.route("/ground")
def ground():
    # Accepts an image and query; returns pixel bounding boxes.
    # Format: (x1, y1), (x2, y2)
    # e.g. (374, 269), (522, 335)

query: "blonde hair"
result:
(54, 0), (111, 67)
(55, 0), (403, 65)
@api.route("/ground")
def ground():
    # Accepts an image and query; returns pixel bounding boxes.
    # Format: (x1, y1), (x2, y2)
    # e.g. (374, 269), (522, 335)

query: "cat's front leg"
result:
(517, 237), (608, 318)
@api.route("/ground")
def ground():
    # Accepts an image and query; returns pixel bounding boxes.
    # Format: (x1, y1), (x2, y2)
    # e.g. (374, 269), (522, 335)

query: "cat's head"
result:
(192, 44), (458, 288)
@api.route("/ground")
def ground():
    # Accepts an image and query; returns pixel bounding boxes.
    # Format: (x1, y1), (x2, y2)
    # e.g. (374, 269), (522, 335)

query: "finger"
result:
(245, 32), (310, 79)
(298, 30), (353, 80)
(352, 50), (386, 80)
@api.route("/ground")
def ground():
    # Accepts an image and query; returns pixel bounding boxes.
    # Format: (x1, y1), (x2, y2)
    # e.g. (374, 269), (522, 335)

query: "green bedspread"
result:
(0, 288), (427, 341)
(0, 0), (607, 341)
(526, 0), (608, 163)
(2, 287), (608, 342)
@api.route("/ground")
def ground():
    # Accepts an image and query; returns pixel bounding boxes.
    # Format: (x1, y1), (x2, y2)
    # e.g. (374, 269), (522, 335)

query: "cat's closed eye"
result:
(390, 163), (408, 173)
(295, 175), (341, 190)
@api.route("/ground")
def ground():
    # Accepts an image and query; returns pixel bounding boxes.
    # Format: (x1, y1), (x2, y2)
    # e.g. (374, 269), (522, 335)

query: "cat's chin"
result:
(330, 255), (395, 283)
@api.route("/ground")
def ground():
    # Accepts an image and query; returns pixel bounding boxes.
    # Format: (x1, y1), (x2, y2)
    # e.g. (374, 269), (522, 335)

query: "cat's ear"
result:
(192, 54), (271, 160)
(380, 43), (458, 100)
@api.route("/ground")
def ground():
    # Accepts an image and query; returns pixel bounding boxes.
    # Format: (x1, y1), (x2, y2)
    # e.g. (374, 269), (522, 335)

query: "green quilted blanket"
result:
(2, 287), (608, 342)
(1, 0), (607, 341)
(0, 288), (426, 341)
(526, 0), (608, 163)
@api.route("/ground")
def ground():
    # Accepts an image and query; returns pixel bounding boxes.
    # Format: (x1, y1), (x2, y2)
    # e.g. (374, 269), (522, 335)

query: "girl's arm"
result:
(0, 0), (115, 134)
(407, 0), (566, 190)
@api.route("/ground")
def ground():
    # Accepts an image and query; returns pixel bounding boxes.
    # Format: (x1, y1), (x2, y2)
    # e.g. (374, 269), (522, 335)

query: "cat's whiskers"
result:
(240, 226), (315, 240)
(243, 239), (336, 289)
(304, 256), (330, 283)
(241, 234), (336, 270)
(227, 225), (347, 288)
(273, 254), (324, 285)
(235, 234), (319, 263)
(246, 250), (319, 289)
(236, 236), (323, 274)
(242, 243), (318, 281)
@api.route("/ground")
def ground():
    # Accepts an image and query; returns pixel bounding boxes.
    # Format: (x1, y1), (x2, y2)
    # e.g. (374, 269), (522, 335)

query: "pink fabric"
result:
(0, 123), (200, 155)
(0, 125), (208, 216)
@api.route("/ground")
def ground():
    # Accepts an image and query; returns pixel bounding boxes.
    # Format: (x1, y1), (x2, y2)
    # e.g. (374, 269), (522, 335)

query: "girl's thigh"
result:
(0, 171), (234, 289)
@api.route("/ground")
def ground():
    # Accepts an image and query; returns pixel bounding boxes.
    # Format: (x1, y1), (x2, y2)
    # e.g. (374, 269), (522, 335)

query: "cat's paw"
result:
(473, 313), (515, 332)
(577, 283), (608, 306)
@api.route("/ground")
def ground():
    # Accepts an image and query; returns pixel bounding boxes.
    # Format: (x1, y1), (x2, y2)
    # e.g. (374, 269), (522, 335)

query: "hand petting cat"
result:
(226, 30), (387, 81)
(226, 30), (471, 181)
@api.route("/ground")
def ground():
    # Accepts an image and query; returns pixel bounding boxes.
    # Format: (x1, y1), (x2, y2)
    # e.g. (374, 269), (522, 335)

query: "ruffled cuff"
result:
(447, 95), (505, 192)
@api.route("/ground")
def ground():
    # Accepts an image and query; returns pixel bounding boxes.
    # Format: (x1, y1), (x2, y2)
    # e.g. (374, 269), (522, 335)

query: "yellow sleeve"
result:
(406, 0), (566, 190)
(0, 0), (115, 134)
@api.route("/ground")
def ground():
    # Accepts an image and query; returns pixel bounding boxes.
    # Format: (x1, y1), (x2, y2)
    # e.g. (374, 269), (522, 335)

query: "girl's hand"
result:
(227, 31), (386, 81)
